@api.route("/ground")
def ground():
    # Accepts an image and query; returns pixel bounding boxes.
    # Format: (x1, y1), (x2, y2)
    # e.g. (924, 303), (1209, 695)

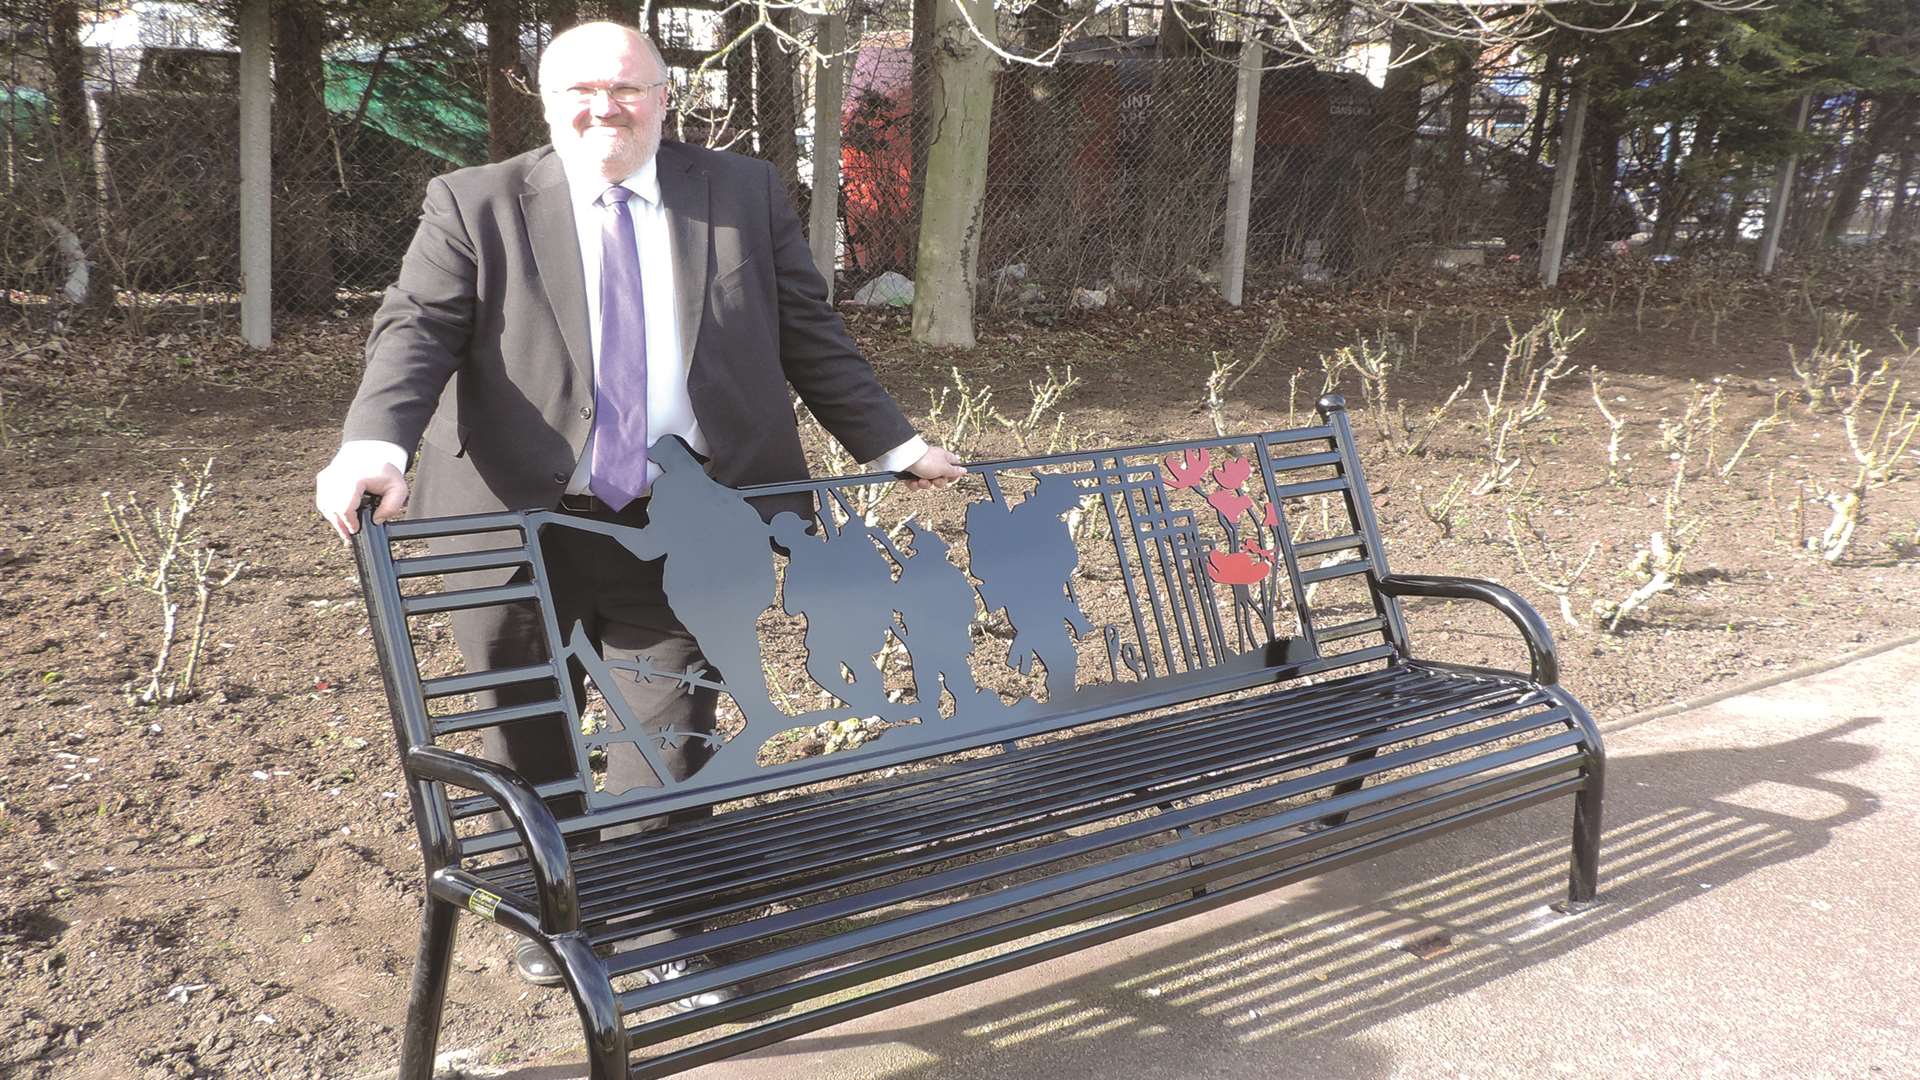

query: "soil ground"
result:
(3, 257), (1919, 1079)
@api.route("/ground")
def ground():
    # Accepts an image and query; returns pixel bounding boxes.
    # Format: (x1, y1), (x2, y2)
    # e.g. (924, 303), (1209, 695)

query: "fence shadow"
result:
(515, 716), (1880, 1079)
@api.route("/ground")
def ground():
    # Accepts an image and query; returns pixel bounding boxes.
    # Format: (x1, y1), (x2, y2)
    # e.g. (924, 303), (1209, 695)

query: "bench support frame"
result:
(352, 399), (1605, 1078)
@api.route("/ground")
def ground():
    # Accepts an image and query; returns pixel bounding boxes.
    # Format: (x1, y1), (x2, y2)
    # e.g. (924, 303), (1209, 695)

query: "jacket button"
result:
(580, 406), (593, 420)
(552, 472), (567, 484)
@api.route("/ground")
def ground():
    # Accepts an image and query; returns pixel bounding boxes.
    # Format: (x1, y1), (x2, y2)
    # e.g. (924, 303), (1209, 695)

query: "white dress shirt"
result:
(335, 151), (926, 492)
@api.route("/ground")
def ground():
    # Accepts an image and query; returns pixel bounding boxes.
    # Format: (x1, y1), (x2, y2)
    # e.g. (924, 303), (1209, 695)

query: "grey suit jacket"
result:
(342, 140), (915, 520)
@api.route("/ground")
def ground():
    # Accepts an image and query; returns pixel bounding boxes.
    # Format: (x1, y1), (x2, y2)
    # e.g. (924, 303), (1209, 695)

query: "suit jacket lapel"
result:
(657, 143), (709, 371)
(519, 151), (593, 392)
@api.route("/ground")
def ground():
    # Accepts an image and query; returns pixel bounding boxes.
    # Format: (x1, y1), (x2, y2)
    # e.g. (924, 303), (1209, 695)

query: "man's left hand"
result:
(902, 446), (965, 490)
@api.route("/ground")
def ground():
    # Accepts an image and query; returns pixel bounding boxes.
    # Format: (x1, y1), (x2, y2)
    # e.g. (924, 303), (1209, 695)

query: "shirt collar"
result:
(563, 152), (661, 212)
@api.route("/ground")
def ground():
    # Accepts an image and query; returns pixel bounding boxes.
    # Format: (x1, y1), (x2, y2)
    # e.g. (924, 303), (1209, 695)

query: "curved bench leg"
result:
(1314, 746), (1380, 829)
(550, 933), (631, 1080)
(399, 895), (460, 1080)
(1556, 699), (1606, 914)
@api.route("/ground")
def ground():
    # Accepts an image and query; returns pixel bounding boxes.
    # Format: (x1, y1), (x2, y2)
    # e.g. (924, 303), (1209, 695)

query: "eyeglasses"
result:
(549, 81), (668, 105)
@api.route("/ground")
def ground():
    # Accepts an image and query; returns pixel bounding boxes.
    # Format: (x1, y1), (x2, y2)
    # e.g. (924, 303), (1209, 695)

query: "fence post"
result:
(1219, 39), (1263, 306)
(238, 0), (272, 347)
(1758, 92), (1813, 277)
(810, 13), (846, 303)
(1539, 80), (1587, 288)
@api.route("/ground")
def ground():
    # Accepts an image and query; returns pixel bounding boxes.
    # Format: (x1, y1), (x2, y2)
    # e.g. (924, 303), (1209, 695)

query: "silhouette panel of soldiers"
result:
(771, 512), (898, 716)
(893, 522), (983, 712)
(965, 475), (1093, 702)
(615, 437), (781, 731)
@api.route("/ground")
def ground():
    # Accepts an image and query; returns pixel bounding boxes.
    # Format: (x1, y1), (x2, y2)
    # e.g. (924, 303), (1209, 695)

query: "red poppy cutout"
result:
(1206, 549), (1270, 585)
(1165, 447), (1210, 489)
(1208, 487), (1253, 522)
(1212, 457), (1251, 491)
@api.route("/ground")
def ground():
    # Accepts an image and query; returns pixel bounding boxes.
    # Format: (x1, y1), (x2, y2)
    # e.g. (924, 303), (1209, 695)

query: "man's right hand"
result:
(316, 446), (410, 542)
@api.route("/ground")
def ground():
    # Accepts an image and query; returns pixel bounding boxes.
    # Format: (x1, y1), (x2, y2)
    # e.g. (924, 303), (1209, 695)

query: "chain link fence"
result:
(1, 5), (1914, 332)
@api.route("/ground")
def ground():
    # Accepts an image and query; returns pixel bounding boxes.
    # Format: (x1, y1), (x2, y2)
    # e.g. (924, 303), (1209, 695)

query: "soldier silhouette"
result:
(892, 522), (983, 712)
(614, 437), (781, 733)
(965, 475), (1093, 702)
(771, 512), (897, 715)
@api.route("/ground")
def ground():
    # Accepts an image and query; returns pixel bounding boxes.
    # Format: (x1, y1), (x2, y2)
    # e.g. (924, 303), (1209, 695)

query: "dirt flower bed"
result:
(3, 263), (1918, 1078)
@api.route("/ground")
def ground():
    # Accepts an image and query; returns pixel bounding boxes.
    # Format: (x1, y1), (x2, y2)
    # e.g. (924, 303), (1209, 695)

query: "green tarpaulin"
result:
(325, 59), (487, 167)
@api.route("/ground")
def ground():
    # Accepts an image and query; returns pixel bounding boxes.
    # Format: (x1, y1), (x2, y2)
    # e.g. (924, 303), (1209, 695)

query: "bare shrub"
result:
(1594, 455), (1706, 633)
(1588, 368), (1629, 487)
(1504, 499), (1601, 631)
(1205, 312), (1287, 437)
(102, 458), (244, 705)
(1472, 309), (1582, 495)
(1813, 380), (1920, 563)
(1328, 329), (1472, 458)
(1719, 390), (1789, 481)
(1658, 380), (1726, 476)
(1789, 309), (1867, 413)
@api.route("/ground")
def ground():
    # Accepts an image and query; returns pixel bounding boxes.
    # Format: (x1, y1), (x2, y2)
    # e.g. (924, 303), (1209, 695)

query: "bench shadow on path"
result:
(510, 716), (1882, 1080)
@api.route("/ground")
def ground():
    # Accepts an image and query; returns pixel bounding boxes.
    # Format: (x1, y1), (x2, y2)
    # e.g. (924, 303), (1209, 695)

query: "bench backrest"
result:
(354, 397), (1411, 858)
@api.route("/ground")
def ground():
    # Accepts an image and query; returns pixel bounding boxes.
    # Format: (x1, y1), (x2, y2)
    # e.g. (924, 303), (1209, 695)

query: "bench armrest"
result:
(405, 745), (580, 935)
(1375, 574), (1560, 686)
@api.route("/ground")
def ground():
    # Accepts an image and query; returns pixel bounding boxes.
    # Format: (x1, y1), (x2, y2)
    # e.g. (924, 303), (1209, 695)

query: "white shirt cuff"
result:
(870, 436), (930, 475)
(335, 439), (411, 475)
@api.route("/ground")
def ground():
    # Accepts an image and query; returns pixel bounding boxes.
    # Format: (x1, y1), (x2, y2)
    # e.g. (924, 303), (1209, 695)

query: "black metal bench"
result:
(351, 396), (1604, 1079)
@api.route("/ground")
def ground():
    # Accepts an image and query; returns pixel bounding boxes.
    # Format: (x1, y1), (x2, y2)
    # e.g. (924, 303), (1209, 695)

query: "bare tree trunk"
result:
(1649, 123), (1686, 255)
(487, 0), (538, 161)
(1522, 45), (1563, 170)
(1886, 134), (1916, 246)
(546, 0), (579, 35)
(757, 5), (800, 197)
(1154, 0), (1203, 58)
(911, 0), (997, 348)
(1576, 60), (1628, 256)
(47, 0), (114, 310)
(1021, 0), (1066, 53)
(1825, 92), (1913, 244)
(271, 0), (335, 313)
(910, 0), (938, 233)
(1362, 23), (1423, 269)
(1437, 45), (1474, 246)
(723, 3), (754, 146)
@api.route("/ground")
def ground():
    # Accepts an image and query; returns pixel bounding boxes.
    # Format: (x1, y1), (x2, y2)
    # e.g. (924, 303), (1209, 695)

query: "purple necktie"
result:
(589, 185), (649, 510)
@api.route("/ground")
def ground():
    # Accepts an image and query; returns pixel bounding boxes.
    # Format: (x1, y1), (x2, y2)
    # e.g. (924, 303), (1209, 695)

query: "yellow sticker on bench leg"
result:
(467, 888), (502, 920)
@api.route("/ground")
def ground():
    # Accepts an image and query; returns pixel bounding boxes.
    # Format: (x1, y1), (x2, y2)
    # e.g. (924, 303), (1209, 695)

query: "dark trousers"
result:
(447, 500), (719, 945)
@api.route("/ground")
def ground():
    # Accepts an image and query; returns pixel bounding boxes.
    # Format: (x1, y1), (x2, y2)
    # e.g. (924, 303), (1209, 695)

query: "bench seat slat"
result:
(456, 644), (1404, 856)
(551, 668), (1514, 910)
(1292, 533), (1366, 558)
(1269, 449), (1343, 471)
(419, 663), (557, 700)
(490, 663), (1436, 895)
(626, 767), (1581, 1073)
(393, 548), (534, 578)
(446, 776), (587, 821)
(1315, 615), (1388, 642)
(1297, 557), (1373, 585)
(610, 719), (1584, 1009)
(434, 698), (570, 737)
(574, 688), (1545, 932)
(402, 581), (540, 616)
(383, 512), (527, 540)
(469, 667), (1564, 974)
(597, 703), (1574, 966)
(1273, 475), (1349, 499)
